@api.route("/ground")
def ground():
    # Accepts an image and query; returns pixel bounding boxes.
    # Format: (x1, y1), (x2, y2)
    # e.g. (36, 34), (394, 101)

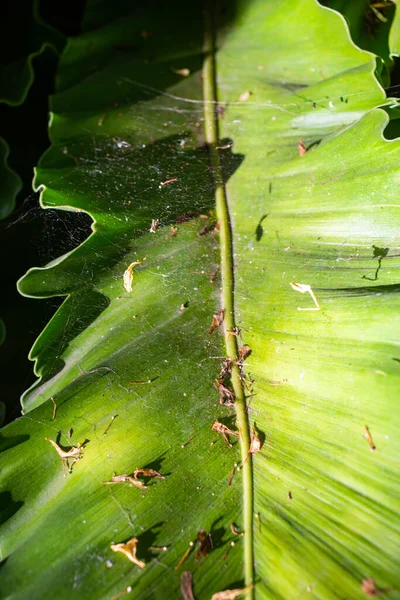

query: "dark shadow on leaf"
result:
(319, 0), (395, 64)
(55, 430), (90, 450)
(306, 139), (322, 152)
(209, 516), (226, 551)
(0, 432), (29, 453)
(255, 214), (268, 242)
(0, 491), (23, 526)
(362, 245), (389, 281)
(22, 134), (244, 408)
(30, 290), (110, 384)
(316, 283), (400, 298)
(216, 414), (237, 431)
(140, 450), (171, 481)
(136, 522), (165, 562)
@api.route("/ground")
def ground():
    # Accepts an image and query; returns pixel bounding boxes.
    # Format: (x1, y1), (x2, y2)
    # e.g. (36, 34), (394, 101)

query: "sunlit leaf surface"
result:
(1, 1), (399, 599)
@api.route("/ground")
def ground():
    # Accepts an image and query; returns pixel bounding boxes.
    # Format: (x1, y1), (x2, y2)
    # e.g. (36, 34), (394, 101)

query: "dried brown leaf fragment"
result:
(361, 578), (383, 596)
(298, 138), (307, 156)
(150, 218), (159, 233)
(239, 91), (251, 101)
(249, 427), (262, 454)
(123, 258), (146, 292)
(364, 426), (376, 451)
(196, 529), (213, 560)
(230, 522), (244, 537)
(176, 211), (199, 223)
(215, 380), (236, 406)
(219, 358), (232, 380)
(181, 571), (195, 600)
(110, 537), (145, 568)
(133, 468), (165, 480)
(45, 437), (83, 474)
(160, 177), (177, 187)
(211, 585), (254, 600)
(290, 281), (320, 311)
(238, 345), (252, 362)
(208, 309), (224, 334)
(171, 67), (190, 77)
(212, 419), (239, 446)
(102, 473), (147, 489)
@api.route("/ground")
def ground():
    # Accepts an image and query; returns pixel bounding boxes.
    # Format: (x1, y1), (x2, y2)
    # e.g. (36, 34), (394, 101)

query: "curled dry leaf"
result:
(180, 571), (195, 600)
(171, 67), (190, 77)
(102, 473), (147, 489)
(198, 223), (215, 236)
(238, 345), (252, 361)
(45, 438), (83, 474)
(290, 281), (320, 311)
(298, 138), (307, 156)
(160, 177), (178, 187)
(123, 258), (146, 292)
(215, 380), (236, 406)
(133, 468), (165, 480)
(364, 426), (376, 452)
(219, 358), (232, 380)
(230, 522), (244, 537)
(196, 529), (213, 560)
(149, 218), (159, 233)
(110, 537), (145, 568)
(361, 578), (382, 596)
(239, 91), (251, 101)
(176, 211), (199, 223)
(208, 309), (224, 334)
(249, 427), (262, 454)
(212, 419), (239, 446)
(211, 584), (254, 600)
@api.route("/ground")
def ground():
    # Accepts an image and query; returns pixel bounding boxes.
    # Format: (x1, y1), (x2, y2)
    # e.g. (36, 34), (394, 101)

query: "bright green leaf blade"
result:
(389, 2), (400, 57)
(217, 0), (400, 597)
(1, 1), (400, 599)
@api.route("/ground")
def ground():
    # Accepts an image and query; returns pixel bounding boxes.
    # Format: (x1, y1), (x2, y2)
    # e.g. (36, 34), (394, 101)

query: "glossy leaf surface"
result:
(1, 1), (399, 599)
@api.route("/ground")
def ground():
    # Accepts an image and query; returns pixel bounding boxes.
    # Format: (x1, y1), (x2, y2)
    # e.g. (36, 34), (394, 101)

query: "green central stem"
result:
(203, 6), (255, 597)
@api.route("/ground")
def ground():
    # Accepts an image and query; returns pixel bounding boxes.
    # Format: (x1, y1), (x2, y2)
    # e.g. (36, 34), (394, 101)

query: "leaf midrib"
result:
(202, 5), (255, 597)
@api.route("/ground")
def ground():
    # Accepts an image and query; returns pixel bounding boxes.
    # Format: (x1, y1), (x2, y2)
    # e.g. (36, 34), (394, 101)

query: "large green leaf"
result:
(1, 1), (400, 599)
